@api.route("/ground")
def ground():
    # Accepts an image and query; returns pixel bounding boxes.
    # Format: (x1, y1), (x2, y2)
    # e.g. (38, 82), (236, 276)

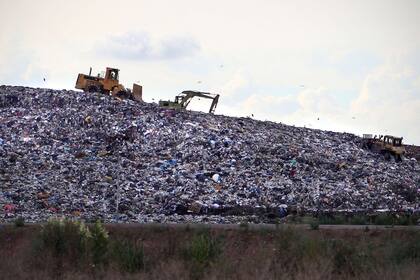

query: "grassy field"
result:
(0, 220), (419, 279)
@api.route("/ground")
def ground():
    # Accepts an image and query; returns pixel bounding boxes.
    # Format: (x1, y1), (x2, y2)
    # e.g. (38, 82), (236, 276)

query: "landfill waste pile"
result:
(406, 145), (420, 161)
(0, 85), (419, 223)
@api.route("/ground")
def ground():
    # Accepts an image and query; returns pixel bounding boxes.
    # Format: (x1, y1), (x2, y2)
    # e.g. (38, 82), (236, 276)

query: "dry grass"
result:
(0, 223), (419, 279)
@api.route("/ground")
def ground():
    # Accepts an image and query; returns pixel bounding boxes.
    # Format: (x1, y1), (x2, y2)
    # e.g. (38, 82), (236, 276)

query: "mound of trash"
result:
(0, 86), (419, 223)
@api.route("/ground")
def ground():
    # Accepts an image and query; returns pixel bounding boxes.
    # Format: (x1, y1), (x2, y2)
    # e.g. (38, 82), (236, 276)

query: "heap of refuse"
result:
(1, 86), (419, 223)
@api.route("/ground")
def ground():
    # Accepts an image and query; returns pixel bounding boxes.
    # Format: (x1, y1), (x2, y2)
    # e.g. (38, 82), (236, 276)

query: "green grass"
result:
(183, 230), (222, 279)
(184, 231), (222, 265)
(111, 239), (144, 272)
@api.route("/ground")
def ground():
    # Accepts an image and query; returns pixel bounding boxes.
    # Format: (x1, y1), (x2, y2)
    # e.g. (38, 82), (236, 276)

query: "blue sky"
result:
(1, 0), (419, 144)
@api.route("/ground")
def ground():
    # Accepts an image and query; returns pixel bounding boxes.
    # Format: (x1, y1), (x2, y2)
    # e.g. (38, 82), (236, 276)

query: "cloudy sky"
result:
(1, 0), (419, 144)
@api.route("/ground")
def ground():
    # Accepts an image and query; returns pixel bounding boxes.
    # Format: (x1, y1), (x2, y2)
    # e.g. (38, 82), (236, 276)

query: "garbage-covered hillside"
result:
(1, 86), (419, 223)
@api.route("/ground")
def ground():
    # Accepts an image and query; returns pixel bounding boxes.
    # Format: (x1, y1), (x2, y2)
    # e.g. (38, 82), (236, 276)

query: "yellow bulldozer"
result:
(362, 134), (406, 161)
(75, 67), (143, 101)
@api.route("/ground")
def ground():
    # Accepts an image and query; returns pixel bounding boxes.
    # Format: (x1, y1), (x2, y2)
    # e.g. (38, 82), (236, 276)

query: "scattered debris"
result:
(0, 86), (419, 223)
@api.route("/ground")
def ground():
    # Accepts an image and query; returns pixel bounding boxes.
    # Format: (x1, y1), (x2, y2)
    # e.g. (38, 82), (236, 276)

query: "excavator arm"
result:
(177, 91), (220, 113)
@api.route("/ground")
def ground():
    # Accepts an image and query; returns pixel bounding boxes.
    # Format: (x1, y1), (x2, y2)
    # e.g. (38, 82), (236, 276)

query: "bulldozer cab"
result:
(103, 68), (120, 91)
(383, 135), (402, 147)
(362, 134), (406, 161)
(105, 68), (119, 80)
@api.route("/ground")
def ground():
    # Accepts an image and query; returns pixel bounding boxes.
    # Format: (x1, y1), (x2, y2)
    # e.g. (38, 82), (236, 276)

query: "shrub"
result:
(388, 232), (420, 264)
(183, 231), (222, 279)
(34, 219), (91, 265)
(184, 231), (221, 265)
(275, 227), (327, 264)
(276, 227), (301, 251)
(329, 239), (368, 275)
(393, 214), (417, 226)
(185, 224), (191, 232)
(310, 220), (319, 230)
(318, 214), (346, 225)
(14, 217), (25, 227)
(90, 220), (109, 266)
(299, 237), (326, 260)
(111, 239), (144, 273)
(374, 214), (395, 225)
(349, 215), (367, 225)
(239, 221), (249, 231)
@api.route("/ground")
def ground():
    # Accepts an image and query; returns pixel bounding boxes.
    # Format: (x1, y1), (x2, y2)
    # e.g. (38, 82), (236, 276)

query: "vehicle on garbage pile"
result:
(159, 90), (220, 114)
(362, 134), (406, 161)
(75, 67), (143, 101)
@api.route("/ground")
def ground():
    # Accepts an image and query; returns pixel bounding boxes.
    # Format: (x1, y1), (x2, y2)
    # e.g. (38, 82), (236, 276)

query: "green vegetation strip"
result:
(289, 212), (419, 226)
(1, 219), (419, 279)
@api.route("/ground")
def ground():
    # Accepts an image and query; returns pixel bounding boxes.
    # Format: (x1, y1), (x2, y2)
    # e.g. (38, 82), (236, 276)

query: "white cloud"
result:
(96, 31), (200, 61)
(218, 72), (248, 98)
(242, 94), (299, 117)
(296, 87), (337, 114)
(213, 54), (420, 145)
(350, 55), (420, 144)
(1, 0), (419, 143)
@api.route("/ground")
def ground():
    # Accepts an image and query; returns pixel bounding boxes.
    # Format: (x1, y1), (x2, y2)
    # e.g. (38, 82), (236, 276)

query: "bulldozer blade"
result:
(132, 83), (143, 102)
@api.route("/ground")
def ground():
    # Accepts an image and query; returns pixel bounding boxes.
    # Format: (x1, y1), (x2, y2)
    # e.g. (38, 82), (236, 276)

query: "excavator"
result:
(159, 91), (220, 114)
(75, 67), (143, 101)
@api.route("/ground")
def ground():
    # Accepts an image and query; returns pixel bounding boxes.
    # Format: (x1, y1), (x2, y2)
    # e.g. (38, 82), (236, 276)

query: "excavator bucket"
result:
(132, 83), (143, 102)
